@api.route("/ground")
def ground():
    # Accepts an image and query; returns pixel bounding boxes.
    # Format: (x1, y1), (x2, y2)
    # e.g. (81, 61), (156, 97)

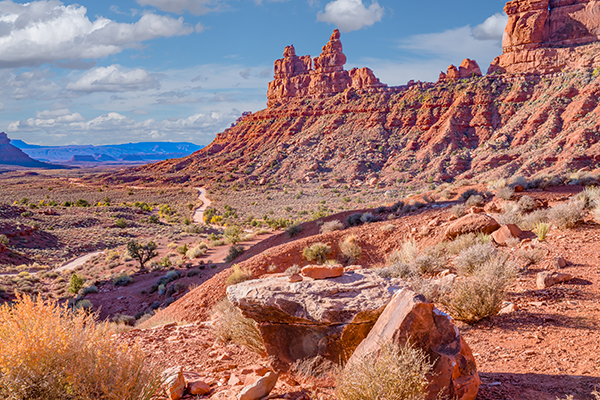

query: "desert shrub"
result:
(321, 220), (345, 233)
(498, 209), (523, 227)
(302, 242), (332, 264)
(497, 186), (514, 200)
(336, 341), (432, 400)
(450, 204), (466, 218)
(517, 195), (537, 212)
(509, 175), (528, 189)
(360, 212), (377, 224)
(226, 245), (244, 263)
(112, 314), (136, 326)
(81, 285), (98, 296)
(446, 233), (484, 255)
(0, 295), (163, 400)
(68, 273), (84, 294)
(74, 199), (90, 207)
(339, 235), (362, 264)
(286, 224), (303, 238)
(0, 235), (8, 246)
(20, 211), (32, 218)
(113, 274), (134, 287)
(284, 265), (301, 276)
(413, 254), (444, 275)
(574, 186), (600, 209)
(388, 240), (419, 265)
(127, 240), (158, 270)
(346, 213), (363, 227)
(226, 265), (251, 286)
(115, 218), (128, 229)
(443, 255), (517, 324)
(534, 222), (550, 241)
(186, 243), (207, 259)
(212, 298), (265, 354)
(224, 225), (242, 244)
(461, 188), (481, 201)
(176, 244), (189, 255)
(157, 256), (172, 269)
(74, 299), (93, 311)
(454, 243), (496, 276)
(390, 201), (404, 213)
(465, 195), (484, 208)
(519, 248), (546, 266)
(520, 209), (549, 230)
(548, 201), (585, 229)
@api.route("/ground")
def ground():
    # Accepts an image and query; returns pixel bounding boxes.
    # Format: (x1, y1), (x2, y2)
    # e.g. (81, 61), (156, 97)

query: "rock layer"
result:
(226, 270), (405, 369)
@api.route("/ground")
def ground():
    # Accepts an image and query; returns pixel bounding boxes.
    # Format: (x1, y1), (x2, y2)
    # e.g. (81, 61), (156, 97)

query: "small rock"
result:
(228, 374), (244, 386)
(189, 381), (212, 396)
(554, 256), (567, 269)
(537, 271), (572, 289)
(301, 264), (344, 280)
(498, 302), (517, 315)
(492, 224), (523, 246)
(211, 390), (237, 400)
(288, 273), (303, 283)
(514, 185), (524, 193)
(218, 354), (232, 361)
(162, 366), (186, 400)
(238, 371), (278, 400)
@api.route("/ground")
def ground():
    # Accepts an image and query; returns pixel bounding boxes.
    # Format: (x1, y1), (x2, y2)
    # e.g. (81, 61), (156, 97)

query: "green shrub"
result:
(224, 225), (242, 244)
(0, 295), (164, 400)
(115, 218), (128, 229)
(212, 298), (265, 354)
(127, 240), (158, 270)
(336, 341), (432, 400)
(74, 199), (90, 207)
(302, 242), (332, 264)
(226, 245), (244, 263)
(81, 285), (98, 296)
(68, 273), (84, 294)
(113, 274), (134, 287)
(286, 224), (303, 238)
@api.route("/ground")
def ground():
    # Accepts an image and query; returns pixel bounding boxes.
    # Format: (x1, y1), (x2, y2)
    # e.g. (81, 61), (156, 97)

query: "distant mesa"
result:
(96, 154), (116, 162)
(0, 132), (64, 169)
(68, 154), (97, 163)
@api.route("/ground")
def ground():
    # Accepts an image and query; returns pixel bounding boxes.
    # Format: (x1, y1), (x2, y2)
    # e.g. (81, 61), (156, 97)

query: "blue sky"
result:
(0, 0), (508, 146)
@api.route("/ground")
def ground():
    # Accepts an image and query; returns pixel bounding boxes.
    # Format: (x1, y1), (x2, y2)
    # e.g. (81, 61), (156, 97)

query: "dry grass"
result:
(443, 255), (517, 324)
(548, 201), (585, 229)
(454, 243), (496, 276)
(321, 220), (345, 233)
(534, 222), (550, 241)
(226, 264), (252, 286)
(497, 186), (515, 201)
(445, 233), (487, 255)
(339, 235), (362, 264)
(336, 341), (432, 400)
(302, 242), (332, 264)
(212, 298), (265, 355)
(519, 248), (546, 266)
(0, 295), (164, 400)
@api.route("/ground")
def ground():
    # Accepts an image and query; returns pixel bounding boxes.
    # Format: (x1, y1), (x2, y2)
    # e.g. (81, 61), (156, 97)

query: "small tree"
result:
(224, 225), (242, 244)
(68, 273), (84, 294)
(127, 240), (158, 271)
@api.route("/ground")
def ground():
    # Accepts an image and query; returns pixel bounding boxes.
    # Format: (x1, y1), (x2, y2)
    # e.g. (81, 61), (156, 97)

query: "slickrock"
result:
(237, 371), (278, 400)
(445, 214), (501, 239)
(300, 264), (344, 279)
(227, 270), (406, 368)
(348, 289), (480, 400)
(492, 224), (523, 246)
(537, 271), (573, 289)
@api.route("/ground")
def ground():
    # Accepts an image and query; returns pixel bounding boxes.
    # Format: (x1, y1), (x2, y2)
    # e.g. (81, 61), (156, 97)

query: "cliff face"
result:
(490, 0), (600, 74)
(0, 132), (62, 169)
(121, 4), (600, 188)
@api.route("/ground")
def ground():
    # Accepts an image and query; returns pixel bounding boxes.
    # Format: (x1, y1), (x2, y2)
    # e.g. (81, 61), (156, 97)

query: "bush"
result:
(519, 248), (546, 266)
(320, 220), (345, 233)
(465, 195), (484, 208)
(0, 235), (8, 246)
(339, 235), (362, 264)
(534, 222), (550, 241)
(574, 186), (600, 209)
(186, 243), (207, 259)
(302, 242), (332, 264)
(226, 245), (245, 263)
(74, 199), (90, 207)
(81, 285), (98, 296)
(113, 274), (134, 287)
(336, 341), (432, 400)
(520, 209), (549, 230)
(360, 212), (376, 224)
(286, 224), (303, 238)
(461, 188), (481, 201)
(518, 195), (536, 212)
(68, 273), (84, 294)
(454, 243), (496, 276)
(450, 204), (466, 218)
(443, 255), (517, 324)
(548, 201), (585, 229)
(346, 213), (363, 227)
(388, 240), (419, 265)
(112, 314), (136, 326)
(212, 298), (265, 354)
(127, 240), (158, 270)
(0, 295), (163, 400)
(224, 225), (242, 244)
(115, 218), (128, 229)
(445, 233), (483, 255)
(226, 265), (251, 286)
(497, 186), (514, 201)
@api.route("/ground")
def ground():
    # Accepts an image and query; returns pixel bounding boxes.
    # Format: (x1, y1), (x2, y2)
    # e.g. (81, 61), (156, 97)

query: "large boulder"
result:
(445, 214), (500, 239)
(348, 289), (480, 400)
(227, 270), (406, 369)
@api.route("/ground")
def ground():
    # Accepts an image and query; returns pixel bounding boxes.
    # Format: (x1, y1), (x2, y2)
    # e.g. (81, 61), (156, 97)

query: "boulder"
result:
(492, 224), (523, 246)
(189, 380), (212, 395)
(445, 214), (500, 239)
(227, 270), (406, 369)
(537, 271), (572, 289)
(301, 264), (344, 280)
(162, 366), (186, 400)
(348, 289), (480, 400)
(237, 371), (278, 400)
(554, 256), (567, 269)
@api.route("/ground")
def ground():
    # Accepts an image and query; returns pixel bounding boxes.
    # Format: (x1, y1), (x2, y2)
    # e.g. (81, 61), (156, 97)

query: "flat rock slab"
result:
(445, 214), (500, 239)
(227, 270), (406, 368)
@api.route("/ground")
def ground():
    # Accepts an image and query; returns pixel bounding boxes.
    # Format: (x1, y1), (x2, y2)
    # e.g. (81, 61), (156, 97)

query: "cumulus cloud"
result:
(66, 65), (160, 93)
(317, 0), (383, 33)
(472, 13), (508, 41)
(0, 0), (195, 68)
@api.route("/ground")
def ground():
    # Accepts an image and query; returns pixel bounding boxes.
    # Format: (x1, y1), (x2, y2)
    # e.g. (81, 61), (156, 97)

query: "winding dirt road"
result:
(193, 187), (211, 224)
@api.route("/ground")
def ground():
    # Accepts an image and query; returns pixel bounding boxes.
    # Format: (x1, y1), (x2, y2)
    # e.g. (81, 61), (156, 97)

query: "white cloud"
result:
(66, 65), (160, 93)
(0, 0), (195, 68)
(472, 13), (508, 41)
(317, 0), (383, 33)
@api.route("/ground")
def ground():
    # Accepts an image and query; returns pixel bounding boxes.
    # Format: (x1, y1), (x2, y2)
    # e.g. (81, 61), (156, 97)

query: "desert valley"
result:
(2, 1), (600, 399)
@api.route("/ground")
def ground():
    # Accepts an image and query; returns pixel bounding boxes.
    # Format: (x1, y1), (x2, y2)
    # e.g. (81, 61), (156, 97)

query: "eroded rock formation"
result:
(490, 0), (600, 74)
(267, 30), (385, 107)
(439, 59), (483, 82)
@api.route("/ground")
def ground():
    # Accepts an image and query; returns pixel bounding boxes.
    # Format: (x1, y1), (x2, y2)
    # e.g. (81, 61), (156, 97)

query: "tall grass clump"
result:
(226, 265), (252, 286)
(0, 295), (164, 400)
(443, 255), (517, 324)
(212, 298), (265, 355)
(320, 220), (345, 233)
(454, 243), (496, 276)
(336, 341), (432, 400)
(339, 235), (362, 264)
(534, 222), (550, 241)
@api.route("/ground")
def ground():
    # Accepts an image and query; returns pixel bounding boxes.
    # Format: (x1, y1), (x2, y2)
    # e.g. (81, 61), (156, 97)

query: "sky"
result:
(0, 0), (509, 146)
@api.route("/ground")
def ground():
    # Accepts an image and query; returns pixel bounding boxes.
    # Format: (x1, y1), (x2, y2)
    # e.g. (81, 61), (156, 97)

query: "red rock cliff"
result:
(490, 0), (600, 74)
(267, 30), (385, 107)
